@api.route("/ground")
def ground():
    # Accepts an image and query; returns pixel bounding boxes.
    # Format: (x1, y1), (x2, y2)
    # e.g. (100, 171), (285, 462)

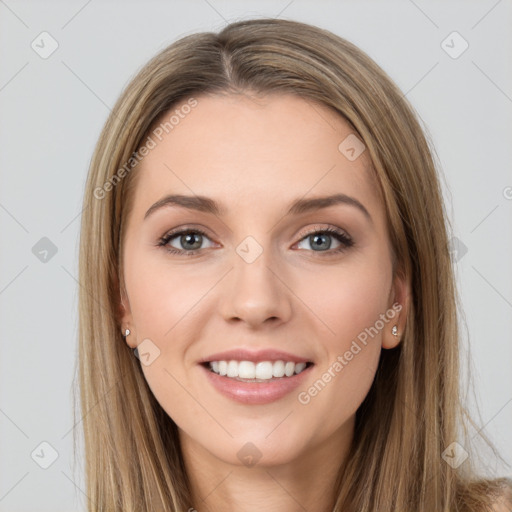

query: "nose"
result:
(219, 245), (293, 329)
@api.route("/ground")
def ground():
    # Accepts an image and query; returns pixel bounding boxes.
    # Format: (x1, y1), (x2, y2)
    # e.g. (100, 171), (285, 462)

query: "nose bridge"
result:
(220, 234), (293, 326)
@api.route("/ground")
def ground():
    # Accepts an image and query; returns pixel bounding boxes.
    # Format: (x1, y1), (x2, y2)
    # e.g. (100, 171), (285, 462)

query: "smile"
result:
(206, 360), (310, 381)
(200, 360), (314, 405)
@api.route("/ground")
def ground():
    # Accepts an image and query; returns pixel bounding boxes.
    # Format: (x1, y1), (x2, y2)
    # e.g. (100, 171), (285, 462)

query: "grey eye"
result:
(297, 232), (341, 252)
(166, 231), (214, 251)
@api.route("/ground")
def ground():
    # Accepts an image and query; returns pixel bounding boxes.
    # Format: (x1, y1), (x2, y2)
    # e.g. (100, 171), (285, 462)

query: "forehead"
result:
(131, 93), (384, 222)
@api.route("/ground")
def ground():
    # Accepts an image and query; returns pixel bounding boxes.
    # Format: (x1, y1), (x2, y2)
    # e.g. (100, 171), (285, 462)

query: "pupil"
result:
(311, 233), (330, 250)
(182, 233), (201, 250)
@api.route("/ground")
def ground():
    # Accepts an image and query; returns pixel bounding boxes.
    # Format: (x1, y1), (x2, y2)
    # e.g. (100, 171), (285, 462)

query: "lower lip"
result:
(200, 364), (314, 405)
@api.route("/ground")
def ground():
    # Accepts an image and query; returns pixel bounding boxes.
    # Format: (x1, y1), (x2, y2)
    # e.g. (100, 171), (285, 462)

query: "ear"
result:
(116, 273), (137, 349)
(382, 270), (411, 349)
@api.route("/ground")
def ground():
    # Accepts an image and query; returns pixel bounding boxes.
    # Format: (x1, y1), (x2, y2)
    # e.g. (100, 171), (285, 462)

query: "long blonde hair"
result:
(76, 17), (511, 511)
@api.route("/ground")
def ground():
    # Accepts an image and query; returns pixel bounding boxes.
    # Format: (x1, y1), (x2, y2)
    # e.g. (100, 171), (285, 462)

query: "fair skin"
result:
(119, 93), (410, 512)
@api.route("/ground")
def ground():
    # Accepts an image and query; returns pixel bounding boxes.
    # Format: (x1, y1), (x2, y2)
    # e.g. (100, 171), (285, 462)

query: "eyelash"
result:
(157, 225), (354, 257)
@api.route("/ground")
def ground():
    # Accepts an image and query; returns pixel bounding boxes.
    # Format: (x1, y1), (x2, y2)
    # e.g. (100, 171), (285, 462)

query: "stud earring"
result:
(124, 328), (131, 337)
(391, 325), (398, 337)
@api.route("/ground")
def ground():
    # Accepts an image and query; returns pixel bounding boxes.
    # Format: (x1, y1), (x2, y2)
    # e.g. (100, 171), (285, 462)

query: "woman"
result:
(77, 17), (511, 511)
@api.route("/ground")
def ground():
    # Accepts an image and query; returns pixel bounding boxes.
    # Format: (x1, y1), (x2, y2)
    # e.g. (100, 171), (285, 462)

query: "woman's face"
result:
(120, 93), (408, 468)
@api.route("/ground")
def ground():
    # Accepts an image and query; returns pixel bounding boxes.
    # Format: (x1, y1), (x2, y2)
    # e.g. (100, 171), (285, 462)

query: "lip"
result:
(198, 348), (312, 364)
(199, 361), (314, 405)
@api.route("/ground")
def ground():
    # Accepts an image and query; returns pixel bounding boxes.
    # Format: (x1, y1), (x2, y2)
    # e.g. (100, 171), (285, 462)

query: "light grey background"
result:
(1, 1), (511, 510)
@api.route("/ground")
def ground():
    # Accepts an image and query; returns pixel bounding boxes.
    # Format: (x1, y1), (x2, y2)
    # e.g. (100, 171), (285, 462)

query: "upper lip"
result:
(198, 348), (313, 364)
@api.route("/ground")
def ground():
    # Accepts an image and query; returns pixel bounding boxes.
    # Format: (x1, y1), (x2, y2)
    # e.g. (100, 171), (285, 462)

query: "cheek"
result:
(296, 258), (392, 347)
(298, 343), (380, 438)
(125, 250), (211, 338)
(292, 258), (390, 420)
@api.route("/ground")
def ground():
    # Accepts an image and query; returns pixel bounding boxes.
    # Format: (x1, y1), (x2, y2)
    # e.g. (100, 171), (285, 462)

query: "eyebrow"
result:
(144, 193), (372, 223)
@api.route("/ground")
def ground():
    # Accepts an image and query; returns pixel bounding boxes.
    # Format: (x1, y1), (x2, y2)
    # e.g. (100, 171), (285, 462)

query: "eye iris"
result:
(310, 233), (331, 251)
(181, 233), (202, 250)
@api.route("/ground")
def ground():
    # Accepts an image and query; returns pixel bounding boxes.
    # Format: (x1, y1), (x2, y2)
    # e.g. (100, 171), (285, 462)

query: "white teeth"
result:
(255, 361), (273, 379)
(207, 359), (309, 380)
(227, 360), (238, 378)
(238, 361), (255, 379)
(294, 362), (306, 374)
(284, 361), (295, 377)
(272, 360), (285, 377)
